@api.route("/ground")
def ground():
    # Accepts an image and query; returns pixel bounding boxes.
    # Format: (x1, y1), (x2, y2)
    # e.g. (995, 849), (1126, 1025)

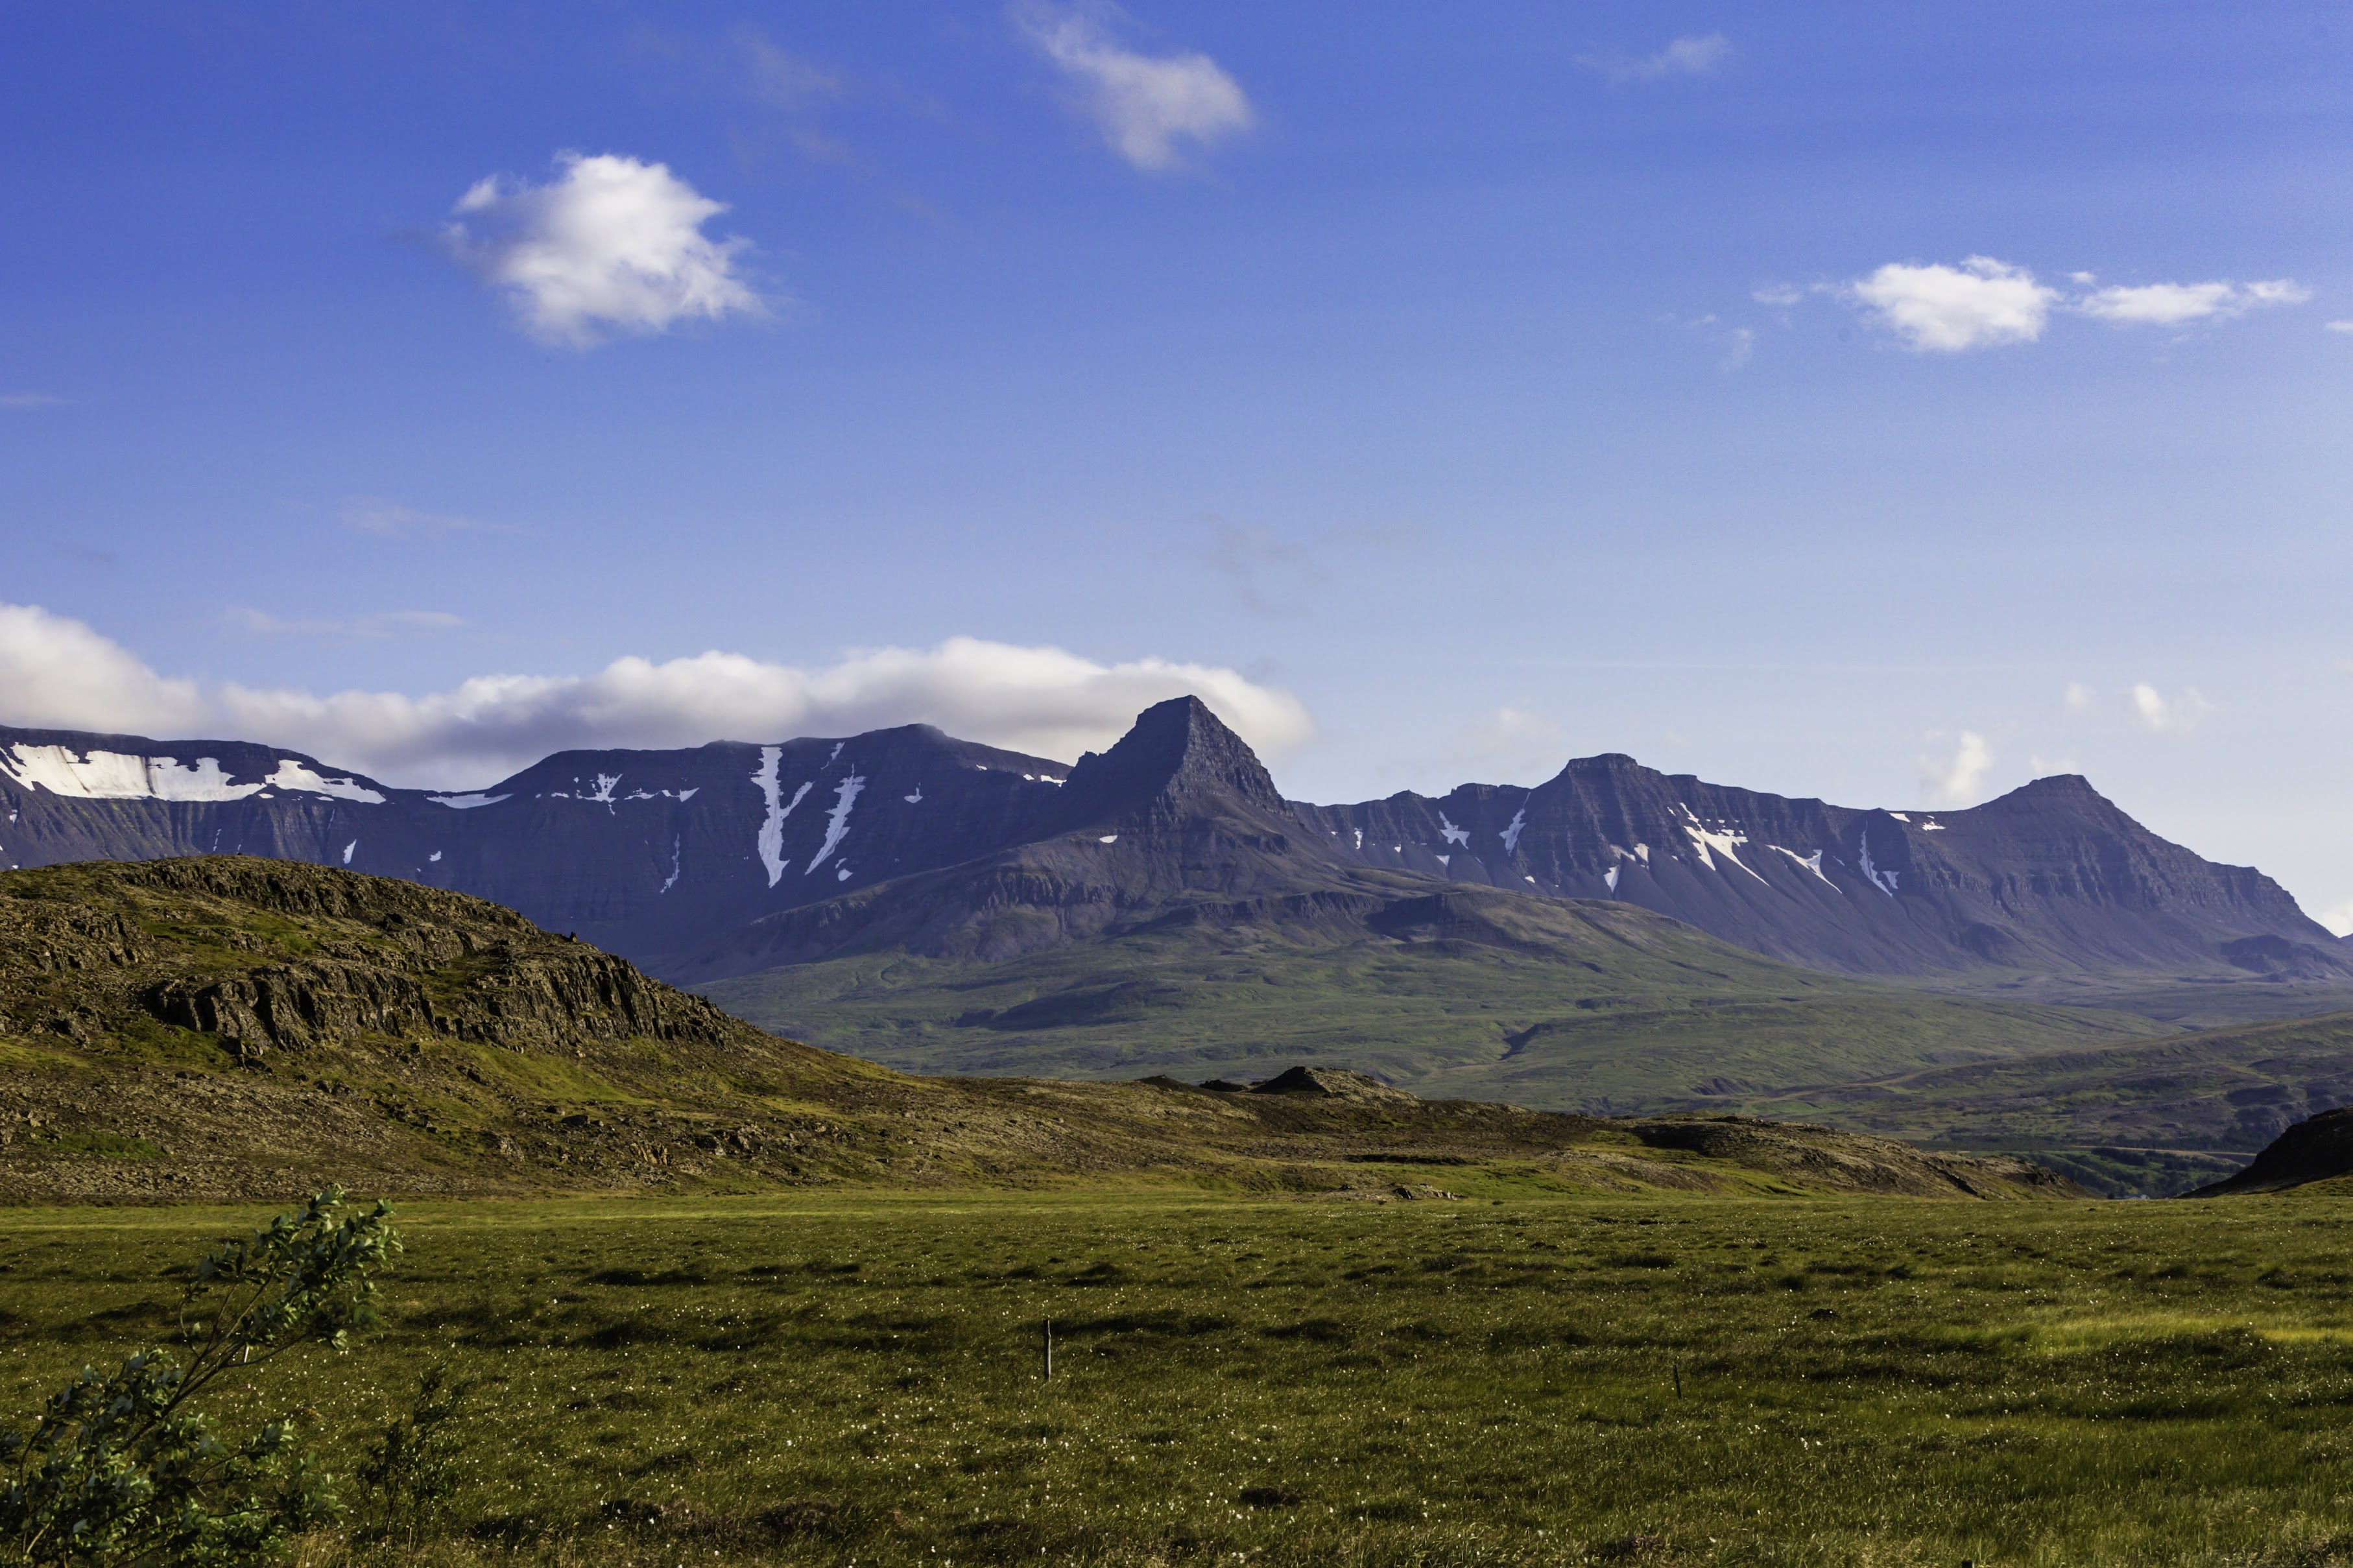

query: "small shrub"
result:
(0, 1187), (400, 1567)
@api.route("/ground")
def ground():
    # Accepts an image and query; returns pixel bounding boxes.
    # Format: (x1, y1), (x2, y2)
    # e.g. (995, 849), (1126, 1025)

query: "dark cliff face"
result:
(1293, 757), (2346, 979)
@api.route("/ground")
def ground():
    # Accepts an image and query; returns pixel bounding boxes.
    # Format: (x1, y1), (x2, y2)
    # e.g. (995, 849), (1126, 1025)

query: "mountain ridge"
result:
(3, 706), (2343, 990)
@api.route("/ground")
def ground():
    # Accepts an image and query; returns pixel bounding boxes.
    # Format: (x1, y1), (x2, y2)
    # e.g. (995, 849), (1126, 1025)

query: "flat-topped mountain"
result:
(0, 720), (1077, 962)
(3, 703), (2343, 989)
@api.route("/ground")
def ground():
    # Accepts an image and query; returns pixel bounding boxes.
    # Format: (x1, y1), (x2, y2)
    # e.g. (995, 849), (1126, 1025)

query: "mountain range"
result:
(8, 702), (2353, 1195)
(5, 702), (2343, 988)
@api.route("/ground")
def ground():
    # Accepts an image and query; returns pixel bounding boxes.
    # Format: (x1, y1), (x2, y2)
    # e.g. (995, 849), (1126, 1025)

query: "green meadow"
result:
(9, 1185), (2353, 1566)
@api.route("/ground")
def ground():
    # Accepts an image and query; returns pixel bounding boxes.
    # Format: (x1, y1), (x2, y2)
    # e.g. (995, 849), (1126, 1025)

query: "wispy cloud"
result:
(2129, 682), (2214, 737)
(440, 152), (767, 346)
(0, 601), (1313, 789)
(1583, 33), (1732, 84)
(337, 497), (516, 540)
(1447, 707), (1568, 781)
(2317, 900), (2353, 940)
(222, 608), (466, 641)
(2076, 277), (2308, 326)
(0, 393), (69, 410)
(737, 31), (847, 113)
(1917, 730), (1996, 807)
(1207, 523), (1319, 616)
(1843, 257), (2312, 351)
(1667, 313), (1755, 370)
(2063, 682), (2097, 711)
(1200, 520), (1407, 615)
(1012, 1), (1254, 172)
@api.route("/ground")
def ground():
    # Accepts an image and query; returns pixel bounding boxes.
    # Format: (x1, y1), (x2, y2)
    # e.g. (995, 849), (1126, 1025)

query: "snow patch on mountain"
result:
(267, 761), (385, 804)
(806, 774), (867, 873)
(1680, 805), (1764, 881)
(1858, 829), (1899, 896)
(1500, 808), (1528, 855)
(0, 745), (269, 802)
(1772, 845), (1833, 885)
(753, 747), (815, 888)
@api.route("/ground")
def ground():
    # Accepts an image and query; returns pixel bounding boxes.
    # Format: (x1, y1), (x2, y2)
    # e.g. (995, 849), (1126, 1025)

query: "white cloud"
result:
(440, 152), (765, 346)
(1850, 257), (2057, 352)
(2317, 901), (2353, 940)
(1750, 283), (1804, 308)
(0, 604), (205, 736)
(2063, 682), (2097, 711)
(2077, 278), (2308, 326)
(1917, 730), (1996, 807)
(1013, 1), (1254, 172)
(2129, 682), (2215, 737)
(2328, 321), (2353, 335)
(0, 602), (1313, 789)
(1585, 33), (1733, 84)
(2027, 754), (2079, 777)
(222, 608), (465, 641)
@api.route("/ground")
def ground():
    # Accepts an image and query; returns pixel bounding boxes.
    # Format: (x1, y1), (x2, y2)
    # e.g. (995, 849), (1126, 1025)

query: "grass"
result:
(10, 1189), (2353, 1565)
(702, 927), (2162, 1115)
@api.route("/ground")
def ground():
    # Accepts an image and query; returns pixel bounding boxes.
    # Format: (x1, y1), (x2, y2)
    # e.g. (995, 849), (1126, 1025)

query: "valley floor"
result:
(10, 1187), (2353, 1565)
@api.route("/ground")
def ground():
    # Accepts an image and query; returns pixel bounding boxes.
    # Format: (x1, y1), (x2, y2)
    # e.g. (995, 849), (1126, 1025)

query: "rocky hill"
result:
(2191, 1103), (2353, 1195)
(0, 857), (2080, 1204)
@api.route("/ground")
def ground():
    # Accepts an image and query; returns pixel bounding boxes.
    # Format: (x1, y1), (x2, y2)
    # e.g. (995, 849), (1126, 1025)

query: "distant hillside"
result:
(1721, 1010), (2353, 1196)
(704, 894), (2162, 1112)
(0, 857), (2078, 1204)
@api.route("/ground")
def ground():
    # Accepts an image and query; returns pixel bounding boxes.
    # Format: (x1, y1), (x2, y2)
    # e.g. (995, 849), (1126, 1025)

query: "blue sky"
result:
(5, 1), (2352, 927)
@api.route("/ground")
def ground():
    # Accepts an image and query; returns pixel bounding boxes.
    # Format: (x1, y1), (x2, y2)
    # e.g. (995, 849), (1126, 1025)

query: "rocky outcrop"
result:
(2, 857), (780, 1068)
(2190, 1106), (2353, 1194)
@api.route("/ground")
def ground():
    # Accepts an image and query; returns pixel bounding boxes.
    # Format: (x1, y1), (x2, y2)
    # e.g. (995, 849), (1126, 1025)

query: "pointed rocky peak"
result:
(1963, 773), (2127, 822)
(1056, 696), (1290, 827)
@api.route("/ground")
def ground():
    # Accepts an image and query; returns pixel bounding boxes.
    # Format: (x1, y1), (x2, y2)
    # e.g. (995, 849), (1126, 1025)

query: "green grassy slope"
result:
(13, 1191), (2353, 1565)
(701, 898), (2164, 1111)
(1725, 1009), (2353, 1196)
